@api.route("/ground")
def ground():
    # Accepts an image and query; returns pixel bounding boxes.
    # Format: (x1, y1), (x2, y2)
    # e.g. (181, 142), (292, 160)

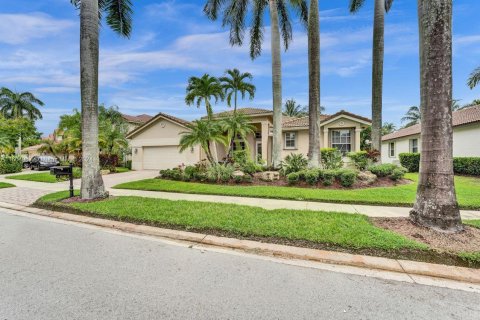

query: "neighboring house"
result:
(22, 129), (64, 159)
(127, 107), (371, 171)
(381, 105), (480, 164)
(122, 114), (154, 133)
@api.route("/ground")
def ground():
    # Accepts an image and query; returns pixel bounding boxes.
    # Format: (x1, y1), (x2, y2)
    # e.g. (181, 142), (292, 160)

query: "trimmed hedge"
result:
(399, 153), (420, 172)
(399, 153), (480, 176)
(0, 155), (23, 174)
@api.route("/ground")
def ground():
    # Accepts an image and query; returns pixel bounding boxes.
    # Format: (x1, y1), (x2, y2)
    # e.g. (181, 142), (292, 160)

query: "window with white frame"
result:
(389, 142), (395, 157)
(410, 139), (419, 153)
(284, 132), (297, 149)
(331, 129), (351, 155)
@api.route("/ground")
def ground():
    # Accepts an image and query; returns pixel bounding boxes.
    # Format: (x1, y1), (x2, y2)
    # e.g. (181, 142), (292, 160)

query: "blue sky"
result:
(1, 0), (480, 135)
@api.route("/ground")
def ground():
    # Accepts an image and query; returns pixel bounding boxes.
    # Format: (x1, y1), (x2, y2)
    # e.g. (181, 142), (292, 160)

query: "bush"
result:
(159, 168), (183, 181)
(399, 153), (420, 172)
(280, 153), (308, 175)
(125, 160), (132, 170)
(304, 169), (320, 185)
(286, 172), (300, 185)
(368, 163), (398, 177)
(183, 165), (199, 181)
(453, 157), (480, 176)
(242, 174), (253, 183)
(233, 175), (243, 183)
(347, 151), (369, 170)
(232, 149), (249, 166)
(0, 155), (23, 174)
(335, 169), (357, 187)
(321, 148), (343, 169)
(390, 167), (408, 181)
(242, 160), (263, 175)
(206, 164), (235, 183)
(322, 169), (336, 186)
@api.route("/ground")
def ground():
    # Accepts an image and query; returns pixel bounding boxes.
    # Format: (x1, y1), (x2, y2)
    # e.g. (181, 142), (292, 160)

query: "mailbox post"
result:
(50, 163), (74, 198)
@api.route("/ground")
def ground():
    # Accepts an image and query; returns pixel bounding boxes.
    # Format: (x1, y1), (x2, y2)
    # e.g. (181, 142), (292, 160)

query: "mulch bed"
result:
(372, 217), (480, 253)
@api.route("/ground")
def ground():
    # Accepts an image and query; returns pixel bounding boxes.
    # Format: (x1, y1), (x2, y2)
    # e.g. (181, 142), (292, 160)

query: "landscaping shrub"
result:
(347, 151), (369, 170)
(233, 175), (243, 183)
(321, 148), (343, 169)
(242, 160), (263, 175)
(453, 157), (480, 176)
(286, 172), (300, 185)
(242, 174), (253, 183)
(125, 160), (132, 170)
(322, 169), (336, 186)
(280, 153), (308, 175)
(304, 169), (320, 185)
(232, 149), (249, 166)
(160, 168), (183, 181)
(399, 153), (420, 172)
(368, 163), (398, 177)
(335, 169), (357, 188)
(390, 167), (408, 181)
(183, 165), (199, 181)
(206, 164), (235, 183)
(0, 155), (22, 174)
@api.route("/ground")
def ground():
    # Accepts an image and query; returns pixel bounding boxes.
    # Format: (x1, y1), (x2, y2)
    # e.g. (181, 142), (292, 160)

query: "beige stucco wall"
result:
(129, 117), (200, 170)
(381, 123), (480, 164)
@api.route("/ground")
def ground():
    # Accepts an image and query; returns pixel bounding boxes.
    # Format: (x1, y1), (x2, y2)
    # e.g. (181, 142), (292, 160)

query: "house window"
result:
(410, 139), (418, 153)
(284, 132), (297, 149)
(389, 142), (395, 157)
(255, 131), (262, 139)
(331, 129), (351, 155)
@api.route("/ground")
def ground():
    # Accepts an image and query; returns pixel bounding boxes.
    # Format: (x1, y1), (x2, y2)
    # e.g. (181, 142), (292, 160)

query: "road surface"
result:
(0, 209), (479, 320)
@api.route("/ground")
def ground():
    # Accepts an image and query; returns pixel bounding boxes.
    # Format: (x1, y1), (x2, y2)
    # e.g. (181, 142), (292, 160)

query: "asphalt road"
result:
(1, 210), (479, 320)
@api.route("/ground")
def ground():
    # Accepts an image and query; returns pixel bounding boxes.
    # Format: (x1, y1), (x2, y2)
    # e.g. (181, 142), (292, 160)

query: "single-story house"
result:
(127, 107), (371, 171)
(381, 105), (480, 164)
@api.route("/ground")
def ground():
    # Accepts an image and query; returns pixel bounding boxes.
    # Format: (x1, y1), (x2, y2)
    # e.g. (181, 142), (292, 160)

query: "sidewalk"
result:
(1, 171), (480, 219)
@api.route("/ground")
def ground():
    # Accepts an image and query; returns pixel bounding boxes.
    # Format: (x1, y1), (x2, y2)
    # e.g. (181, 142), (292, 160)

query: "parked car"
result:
(30, 156), (60, 171)
(22, 155), (30, 169)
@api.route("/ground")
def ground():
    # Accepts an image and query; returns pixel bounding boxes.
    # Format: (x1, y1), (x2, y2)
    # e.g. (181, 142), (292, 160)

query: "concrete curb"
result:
(1, 201), (479, 285)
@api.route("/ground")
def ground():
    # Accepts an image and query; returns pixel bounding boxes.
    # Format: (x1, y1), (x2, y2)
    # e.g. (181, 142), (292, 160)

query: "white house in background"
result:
(127, 107), (372, 171)
(381, 105), (480, 164)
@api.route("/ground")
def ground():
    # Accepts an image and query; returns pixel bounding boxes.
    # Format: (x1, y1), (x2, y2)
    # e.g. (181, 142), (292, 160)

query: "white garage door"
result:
(143, 146), (190, 170)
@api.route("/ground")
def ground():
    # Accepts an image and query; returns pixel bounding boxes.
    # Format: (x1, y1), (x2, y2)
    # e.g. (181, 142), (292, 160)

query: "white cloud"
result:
(0, 13), (74, 45)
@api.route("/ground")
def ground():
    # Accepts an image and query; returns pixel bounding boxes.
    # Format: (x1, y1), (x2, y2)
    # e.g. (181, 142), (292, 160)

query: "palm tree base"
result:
(410, 206), (463, 233)
(80, 174), (108, 200)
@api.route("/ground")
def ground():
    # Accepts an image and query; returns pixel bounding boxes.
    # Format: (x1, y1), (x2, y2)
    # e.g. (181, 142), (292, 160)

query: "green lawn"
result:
(113, 173), (480, 209)
(466, 220), (480, 229)
(0, 182), (15, 188)
(37, 191), (425, 251)
(6, 167), (130, 183)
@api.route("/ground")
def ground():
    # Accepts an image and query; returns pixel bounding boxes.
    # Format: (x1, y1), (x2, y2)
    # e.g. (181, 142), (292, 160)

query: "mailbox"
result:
(50, 163), (74, 198)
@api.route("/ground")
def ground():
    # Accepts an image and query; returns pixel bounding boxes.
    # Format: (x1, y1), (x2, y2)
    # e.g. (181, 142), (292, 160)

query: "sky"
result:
(1, 0), (480, 135)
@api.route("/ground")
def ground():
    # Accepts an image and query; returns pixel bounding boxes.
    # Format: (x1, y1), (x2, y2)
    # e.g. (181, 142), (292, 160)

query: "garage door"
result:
(142, 146), (191, 170)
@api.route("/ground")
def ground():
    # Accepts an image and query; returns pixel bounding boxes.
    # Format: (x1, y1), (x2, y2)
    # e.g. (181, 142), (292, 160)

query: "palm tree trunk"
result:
(206, 99), (219, 163)
(269, 0), (283, 169)
(80, 0), (107, 200)
(308, 0), (321, 168)
(410, 0), (462, 232)
(371, 0), (384, 160)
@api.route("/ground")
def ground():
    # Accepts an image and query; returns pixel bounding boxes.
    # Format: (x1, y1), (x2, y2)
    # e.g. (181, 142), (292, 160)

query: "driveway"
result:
(0, 170), (158, 205)
(1, 210), (479, 320)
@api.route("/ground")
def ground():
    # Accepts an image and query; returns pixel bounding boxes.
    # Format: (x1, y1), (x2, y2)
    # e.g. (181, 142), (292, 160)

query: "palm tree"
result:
(308, 0), (321, 167)
(220, 113), (256, 158)
(185, 74), (224, 120)
(99, 121), (129, 156)
(38, 140), (61, 160)
(410, 0), (462, 232)
(219, 69), (256, 115)
(283, 99), (307, 117)
(350, 0), (394, 161)
(381, 122), (396, 135)
(468, 67), (480, 89)
(179, 120), (228, 165)
(401, 106), (421, 128)
(0, 88), (44, 121)
(71, 0), (133, 200)
(204, 0), (308, 168)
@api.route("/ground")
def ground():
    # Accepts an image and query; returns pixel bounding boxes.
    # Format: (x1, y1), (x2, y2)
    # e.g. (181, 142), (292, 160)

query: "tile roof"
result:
(122, 113), (154, 124)
(126, 112), (191, 138)
(281, 110), (372, 128)
(209, 107), (273, 118)
(382, 105), (480, 141)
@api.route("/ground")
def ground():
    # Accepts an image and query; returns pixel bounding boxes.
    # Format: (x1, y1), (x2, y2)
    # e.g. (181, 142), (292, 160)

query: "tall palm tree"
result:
(350, 0), (393, 161)
(283, 99), (307, 117)
(220, 113), (256, 158)
(468, 67), (480, 89)
(401, 106), (421, 128)
(0, 88), (44, 121)
(179, 120), (228, 165)
(185, 74), (224, 120)
(411, 0), (462, 232)
(99, 121), (129, 155)
(381, 122), (396, 135)
(185, 74), (224, 162)
(219, 69), (256, 114)
(204, 0), (308, 168)
(71, 0), (133, 200)
(308, 0), (321, 167)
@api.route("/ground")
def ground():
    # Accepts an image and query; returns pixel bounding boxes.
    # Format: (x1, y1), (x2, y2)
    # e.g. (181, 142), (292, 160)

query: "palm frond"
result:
(468, 67), (480, 89)
(104, 0), (133, 38)
(276, 0), (293, 51)
(250, 0), (267, 59)
(349, 0), (366, 13)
